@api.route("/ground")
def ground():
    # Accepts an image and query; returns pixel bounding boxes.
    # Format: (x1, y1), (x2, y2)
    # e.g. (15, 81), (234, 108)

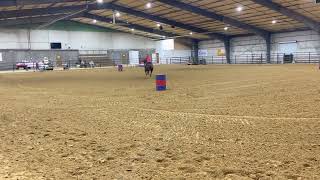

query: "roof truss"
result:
(156, 0), (270, 39)
(251, 0), (320, 33)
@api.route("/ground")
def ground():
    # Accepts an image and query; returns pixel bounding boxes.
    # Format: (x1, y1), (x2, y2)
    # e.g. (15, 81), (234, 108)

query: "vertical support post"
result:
(191, 39), (199, 64)
(224, 37), (231, 64)
(309, 52), (311, 64)
(265, 33), (271, 64)
(27, 28), (31, 50)
(252, 54), (254, 64)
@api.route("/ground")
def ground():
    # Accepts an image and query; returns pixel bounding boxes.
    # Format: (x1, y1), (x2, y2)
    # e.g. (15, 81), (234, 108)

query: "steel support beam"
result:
(0, 0), (79, 6)
(83, 13), (177, 38)
(157, 0), (270, 39)
(224, 37), (231, 64)
(108, 3), (227, 41)
(0, 3), (226, 40)
(191, 39), (199, 64)
(0, 4), (90, 19)
(68, 20), (161, 40)
(266, 34), (271, 64)
(0, 2), (230, 40)
(251, 0), (320, 33)
(0, 15), (66, 27)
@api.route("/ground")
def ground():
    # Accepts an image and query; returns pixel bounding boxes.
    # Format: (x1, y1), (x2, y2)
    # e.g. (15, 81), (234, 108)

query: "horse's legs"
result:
(150, 68), (153, 77)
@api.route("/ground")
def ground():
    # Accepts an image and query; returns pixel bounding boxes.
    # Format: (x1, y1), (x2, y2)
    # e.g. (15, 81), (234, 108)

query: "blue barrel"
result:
(156, 74), (166, 91)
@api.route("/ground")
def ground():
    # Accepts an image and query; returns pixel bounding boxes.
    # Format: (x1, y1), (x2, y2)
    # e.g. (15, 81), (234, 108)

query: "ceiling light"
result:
(146, 2), (152, 8)
(189, 32), (193, 35)
(97, 0), (103, 4)
(131, 28), (135, 31)
(115, 12), (121, 17)
(92, 19), (97, 23)
(236, 6), (243, 12)
(272, 20), (277, 24)
(224, 27), (229, 31)
(157, 23), (161, 27)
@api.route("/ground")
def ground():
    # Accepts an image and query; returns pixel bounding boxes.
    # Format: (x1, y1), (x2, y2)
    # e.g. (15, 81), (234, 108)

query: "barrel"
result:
(156, 74), (166, 91)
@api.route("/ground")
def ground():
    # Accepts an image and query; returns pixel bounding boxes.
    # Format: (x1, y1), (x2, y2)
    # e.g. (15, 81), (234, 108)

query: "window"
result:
(50, 43), (62, 49)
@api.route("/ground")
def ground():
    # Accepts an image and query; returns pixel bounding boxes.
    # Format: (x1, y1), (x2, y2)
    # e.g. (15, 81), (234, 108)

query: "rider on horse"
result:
(145, 54), (152, 64)
(144, 54), (153, 76)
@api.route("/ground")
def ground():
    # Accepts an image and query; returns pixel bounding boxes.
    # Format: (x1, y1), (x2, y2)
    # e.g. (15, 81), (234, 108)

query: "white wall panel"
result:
(0, 28), (156, 50)
(199, 39), (224, 57)
(199, 30), (320, 63)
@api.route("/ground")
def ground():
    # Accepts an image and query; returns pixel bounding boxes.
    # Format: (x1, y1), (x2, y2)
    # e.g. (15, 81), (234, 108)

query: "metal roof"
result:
(0, 0), (318, 40)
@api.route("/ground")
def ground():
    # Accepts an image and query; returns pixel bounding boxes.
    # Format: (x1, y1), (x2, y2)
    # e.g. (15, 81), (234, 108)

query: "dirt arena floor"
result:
(0, 64), (320, 180)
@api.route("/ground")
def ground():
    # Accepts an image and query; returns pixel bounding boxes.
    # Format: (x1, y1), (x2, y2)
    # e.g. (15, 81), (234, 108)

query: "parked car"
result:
(16, 62), (28, 70)
(16, 61), (39, 70)
(16, 61), (54, 71)
(43, 64), (54, 71)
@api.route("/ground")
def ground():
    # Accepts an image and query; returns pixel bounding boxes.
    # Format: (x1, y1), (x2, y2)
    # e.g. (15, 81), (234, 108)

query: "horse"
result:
(144, 61), (153, 77)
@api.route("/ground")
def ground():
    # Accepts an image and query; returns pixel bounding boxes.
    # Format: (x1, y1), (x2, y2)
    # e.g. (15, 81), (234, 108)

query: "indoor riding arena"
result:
(0, 1), (320, 180)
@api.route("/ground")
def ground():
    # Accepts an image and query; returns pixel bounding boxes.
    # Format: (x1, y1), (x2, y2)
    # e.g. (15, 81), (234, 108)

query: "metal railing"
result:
(6, 58), (151, 72)
(1, 52), (320, 72)
(232, 54), (266, 64)
(79, 50), (108, 55)
(163, 52), (320, 65)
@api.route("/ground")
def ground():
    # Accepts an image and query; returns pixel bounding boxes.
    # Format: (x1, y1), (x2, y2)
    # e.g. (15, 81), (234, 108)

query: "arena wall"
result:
(199, 30), (320, 64)
(0, 28), (156, 50)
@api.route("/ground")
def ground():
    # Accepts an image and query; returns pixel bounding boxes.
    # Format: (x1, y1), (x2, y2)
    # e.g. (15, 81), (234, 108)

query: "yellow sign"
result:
(217, 49), (225, 56)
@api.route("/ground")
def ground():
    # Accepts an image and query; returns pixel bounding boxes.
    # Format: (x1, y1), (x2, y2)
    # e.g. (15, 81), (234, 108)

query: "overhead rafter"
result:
(251, 0), (320, 33)
(107, 3), (227, 41)
(0, 0), (80, 6)
(0, 14), (67, 27)
(0, 3), (176, 39)
(82, 12), (178, 38)
(0, 4), (89, 19)
(0, 2), (227, 40)
(156, 0), (270, 39)
(0, 15), (120, 35)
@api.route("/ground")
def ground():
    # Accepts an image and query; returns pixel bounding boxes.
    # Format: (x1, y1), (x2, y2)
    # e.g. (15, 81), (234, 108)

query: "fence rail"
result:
(1, 52), (320, 72)
(164, 52), (320, 65)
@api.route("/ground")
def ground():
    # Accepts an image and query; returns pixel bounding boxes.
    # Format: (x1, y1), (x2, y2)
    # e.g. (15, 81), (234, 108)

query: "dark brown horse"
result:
(144, 61), (153, 77)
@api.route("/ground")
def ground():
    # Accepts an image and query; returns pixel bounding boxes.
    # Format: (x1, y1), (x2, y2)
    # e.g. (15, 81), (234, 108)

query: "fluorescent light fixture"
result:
(146, 2), (152, 8)
(236, 6), (243, 12)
